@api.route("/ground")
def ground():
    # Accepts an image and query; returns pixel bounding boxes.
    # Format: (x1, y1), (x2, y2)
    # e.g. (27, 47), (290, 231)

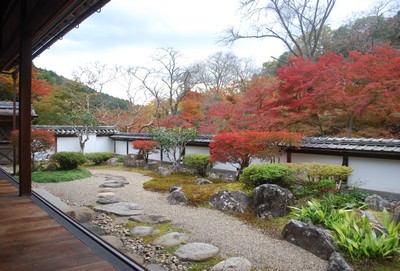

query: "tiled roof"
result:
(110, 133), (214, 144)
(0, 101), (37, 117)
(32, 125), (119, 136)
(301, 137), (400, 153)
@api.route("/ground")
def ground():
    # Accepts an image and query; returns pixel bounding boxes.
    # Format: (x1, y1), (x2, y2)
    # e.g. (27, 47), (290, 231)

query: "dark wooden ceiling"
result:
(0, 0), (110, 72)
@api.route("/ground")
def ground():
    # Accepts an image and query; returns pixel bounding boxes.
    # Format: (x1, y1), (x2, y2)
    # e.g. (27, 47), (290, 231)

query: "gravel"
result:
(34, 169), (328, 271)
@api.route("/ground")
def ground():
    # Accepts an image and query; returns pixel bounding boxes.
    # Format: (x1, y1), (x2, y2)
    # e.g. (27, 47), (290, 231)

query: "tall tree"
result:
(222, 0), (336, 59)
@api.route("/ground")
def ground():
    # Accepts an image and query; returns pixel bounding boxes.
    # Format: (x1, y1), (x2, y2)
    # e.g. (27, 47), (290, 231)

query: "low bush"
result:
(182, 154), (211, 176)
(51, 152), (87, 170)
(85, 152), (115, 165)
(240, 163), (294, 189)
(287, 162), (353, 183)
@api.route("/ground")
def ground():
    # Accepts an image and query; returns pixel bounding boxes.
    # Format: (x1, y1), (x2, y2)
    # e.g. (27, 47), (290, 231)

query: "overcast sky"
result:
(33, 0), (376, 99)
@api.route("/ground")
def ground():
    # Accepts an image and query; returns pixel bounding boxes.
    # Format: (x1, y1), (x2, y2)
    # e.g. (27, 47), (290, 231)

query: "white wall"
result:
(348, 157), (400, 194)
(57, 137), (81, 152)
(115, 141), (128, 155)
(290, 153), (343, 165)
(57, 134), (114, 153)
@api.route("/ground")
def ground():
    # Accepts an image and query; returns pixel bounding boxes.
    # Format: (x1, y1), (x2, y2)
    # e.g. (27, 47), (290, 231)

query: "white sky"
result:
(33, 0), (376, 100)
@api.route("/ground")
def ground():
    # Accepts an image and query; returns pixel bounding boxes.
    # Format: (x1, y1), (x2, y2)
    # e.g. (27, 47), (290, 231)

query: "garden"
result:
(15, 127), (400, 271)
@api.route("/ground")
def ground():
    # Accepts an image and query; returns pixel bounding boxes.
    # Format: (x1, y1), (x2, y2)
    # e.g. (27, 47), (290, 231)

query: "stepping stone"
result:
(175, 242), (219, 261)
(153, 232), (189, 248)
(82, 222), (106, 236)
(97, 192), (116, 198)
(94, 202), (143, 216)
(105, 176), (129, 184)
(130, 226), (160, 236)
(99, 188), (115, 192)
(99, 180), (125, 188)
(96, 197), (121, 205)
(129, 214), (171, 224)
(212, 257), (252, 271)
(146, 264), (166, 271)
(101, 235), (124, 250)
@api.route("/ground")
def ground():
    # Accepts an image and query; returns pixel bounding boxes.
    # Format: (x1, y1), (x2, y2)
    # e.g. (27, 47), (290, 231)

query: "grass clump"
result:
(32, 169), (92, 183)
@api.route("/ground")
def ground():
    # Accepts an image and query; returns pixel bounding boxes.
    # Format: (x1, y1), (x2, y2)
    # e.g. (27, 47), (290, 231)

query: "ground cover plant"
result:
(32, 168), (92, 183)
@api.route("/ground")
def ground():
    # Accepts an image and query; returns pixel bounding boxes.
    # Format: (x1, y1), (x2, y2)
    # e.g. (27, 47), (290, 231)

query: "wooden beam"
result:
(18, 0), (32, 196)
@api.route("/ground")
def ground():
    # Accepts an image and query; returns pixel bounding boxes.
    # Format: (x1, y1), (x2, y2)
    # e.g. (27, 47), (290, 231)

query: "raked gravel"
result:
(34, 169), (328, 271)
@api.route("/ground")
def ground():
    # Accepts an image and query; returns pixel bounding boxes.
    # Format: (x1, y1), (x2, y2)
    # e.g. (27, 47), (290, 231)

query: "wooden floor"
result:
(0, 179), (117, 271)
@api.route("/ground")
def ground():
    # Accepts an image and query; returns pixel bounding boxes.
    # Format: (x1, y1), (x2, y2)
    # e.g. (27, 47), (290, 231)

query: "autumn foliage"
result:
(210, 131), (302, 180)
(132, 140), (159, 163)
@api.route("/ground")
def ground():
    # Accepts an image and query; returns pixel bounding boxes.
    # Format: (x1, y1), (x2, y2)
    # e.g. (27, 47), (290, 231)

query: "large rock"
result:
(365, 194), (391, 211)
(175, 242), (219, 261)
(145, 161), (161, 171)
(157, 166), (171, 176)
(392, 206), (400, 225)
(106, 157), (118, 166)
(253, 184), (293, 218)
(168, 191), (188, 205)
(94, 202), (143, 216)
(327, 252), (354, 271)
(209, 190), (249, 213)
(282, 219), (337, 260)
(153, 232), (189, 248)
(124, 154), (146, 167)
(101, 235), (124, 250)
(68, 206), (97, 223)
(212, 257), (252, 271)
(130, 226), (160, 236)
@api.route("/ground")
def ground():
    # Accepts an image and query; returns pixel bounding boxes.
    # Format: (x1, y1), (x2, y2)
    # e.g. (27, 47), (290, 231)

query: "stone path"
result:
(35, 169), (328, 271)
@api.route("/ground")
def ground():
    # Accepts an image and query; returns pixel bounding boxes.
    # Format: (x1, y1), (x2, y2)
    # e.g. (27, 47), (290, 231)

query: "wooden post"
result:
(19, 0), (32, 196)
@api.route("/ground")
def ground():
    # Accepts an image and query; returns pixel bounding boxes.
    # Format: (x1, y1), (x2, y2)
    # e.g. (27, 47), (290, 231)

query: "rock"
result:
(105, 176), (129, 184)
(168, 191), (188, 205)
(145, 161), (161, 171)
(365, 194), (391, 211)
(253, 184), (293, 218)
(327, 252), (354, 271)
(357, 210), (387, 235)
(282, 219), (337, 260)
(81, 222), (106, 236)
(392, 206), (400, 225)
(169, 186), (182, 193)
(99, 180), (125, 188)
(130, 226), (160, 236)
(146, 264), (166, 271)
(212, 257), (252, 271)
(106, 157), (118, 166)
(208, 172), (219, 179)
(124, 154), (146, 167)
(175, 242), (220, 261)
(96, 197), (121, 205)
(43, 162), (58, 171)
(94, 202), (143, 216)
(157, 166), (171, 176)
(209, 190), (249, 213)
(97, 192), (116, 198)
(126, 253), (145, 265)
(98, 188), (115, 193)
(129, 214), (171, 224)
(68, 206), (97, 223)
(101, 235), (124, 250)
(196, 178), (213, 185)
(153, 232), (189, 248)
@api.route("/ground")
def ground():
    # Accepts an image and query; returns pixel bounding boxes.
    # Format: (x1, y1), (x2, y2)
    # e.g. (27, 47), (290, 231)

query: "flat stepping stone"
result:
(175, 242), (219, 261)
(99, 180), (125, 188)
(130, 226), (160, 236)
(212, 257), (252, 271)
(146, 264), (166, 271)
(105, 177), (129, 185)
(96, 197), (121, 205)
(98, 188), (114, 192)
(153, 232), (189, 248)
(97, 192), (116, 198)
(129, 214), (171, 224)
(94, 202), (143, 216)
(100, 235), (124, 250)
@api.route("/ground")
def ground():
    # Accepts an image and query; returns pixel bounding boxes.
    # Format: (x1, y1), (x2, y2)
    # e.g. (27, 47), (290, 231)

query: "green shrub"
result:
(51, 152), (87, 170)
(240, 163), (294, 189)
(32, 169), (92, 183)
(183, 154), (211, 176)
(85, 152), (115, 165)
(287, 162), (353, 183)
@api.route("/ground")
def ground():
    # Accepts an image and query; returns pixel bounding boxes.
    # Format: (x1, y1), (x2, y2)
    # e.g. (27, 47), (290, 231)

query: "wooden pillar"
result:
(19, 0), (32, 196)
(286, 151), (292, 163)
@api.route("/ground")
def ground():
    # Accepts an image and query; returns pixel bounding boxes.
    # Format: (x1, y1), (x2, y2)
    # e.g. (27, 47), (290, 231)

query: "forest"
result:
(0, 0), (399, 138)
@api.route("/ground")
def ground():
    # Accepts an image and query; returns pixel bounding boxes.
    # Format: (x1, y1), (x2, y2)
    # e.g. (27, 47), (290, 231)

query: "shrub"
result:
(183, 154), (211, 176)
(51, 152), (87, 170)
(287, 162), (353, 189)
(240, 163), (294, 189)
(85, 152), (115, 165)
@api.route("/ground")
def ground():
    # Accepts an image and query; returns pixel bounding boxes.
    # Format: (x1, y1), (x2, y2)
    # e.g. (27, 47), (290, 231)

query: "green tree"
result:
(150, 127), (198, 170)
